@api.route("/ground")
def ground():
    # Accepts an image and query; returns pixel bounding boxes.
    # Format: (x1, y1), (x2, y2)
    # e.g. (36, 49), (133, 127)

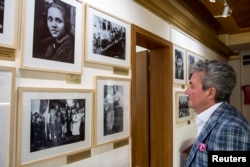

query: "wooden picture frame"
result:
(85, 4), (131, 68)
(94, 76), (130, 146)
(186, 50), (197, 84)
(0, 0), (18, 48)
(173, 45), (186, 85)
(19, 0), (83, 74)
(16, 87), (93, 166)
(0, 66), (15, 167)
(175, 91), (192, 124)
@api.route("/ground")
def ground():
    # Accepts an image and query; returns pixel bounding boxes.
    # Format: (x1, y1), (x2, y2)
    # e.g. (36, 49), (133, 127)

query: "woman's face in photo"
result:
(47, 7), (66, 39)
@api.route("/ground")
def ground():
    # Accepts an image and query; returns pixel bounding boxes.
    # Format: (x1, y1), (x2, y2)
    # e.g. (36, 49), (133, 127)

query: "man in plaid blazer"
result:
(184, 60), (250, 167)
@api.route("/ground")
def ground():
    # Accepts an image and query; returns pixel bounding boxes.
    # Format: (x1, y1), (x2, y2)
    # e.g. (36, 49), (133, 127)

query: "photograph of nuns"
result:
(92, 15), (126, 60)
(32, 0), (76, 64)
(103, 85), (124, 136)
(30, 99), (85, 152)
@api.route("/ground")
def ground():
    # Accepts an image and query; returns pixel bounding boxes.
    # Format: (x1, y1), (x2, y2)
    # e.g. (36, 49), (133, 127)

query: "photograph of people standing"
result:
(30, 99), (85, 153)
(103, 85), (124, 136)
(92, 15), (126, 60)
(32, 0), (75, 63)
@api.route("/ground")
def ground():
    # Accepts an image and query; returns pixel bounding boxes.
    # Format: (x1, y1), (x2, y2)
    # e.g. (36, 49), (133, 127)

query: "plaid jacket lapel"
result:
(184, 103), (225, 167)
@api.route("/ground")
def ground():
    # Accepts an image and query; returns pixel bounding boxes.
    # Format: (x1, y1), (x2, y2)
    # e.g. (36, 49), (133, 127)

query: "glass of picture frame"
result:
(19, 0), (83, 74)
(186, 50), (197, 84)
(175, 91), (192, 124)
(16, 87), (93, 166)
(0, 66), (15, 167)
(85, 3), (131, 68)
(94, 76), (130, 146)
(0, 0), (19, 48)
(173, 45), (186, 85)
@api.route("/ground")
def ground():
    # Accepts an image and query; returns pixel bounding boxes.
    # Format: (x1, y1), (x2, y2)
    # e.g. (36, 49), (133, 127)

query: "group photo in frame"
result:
(0, 66), (15, 167)
(20, 0), (83, 74)
(173, 45), (186, 85)
(0, 0), (18, 48)
(175, 91), (192, 124)
(85, 4), (131, 68)
(94, 76), (130, 146)
(16, 87), (93, 166)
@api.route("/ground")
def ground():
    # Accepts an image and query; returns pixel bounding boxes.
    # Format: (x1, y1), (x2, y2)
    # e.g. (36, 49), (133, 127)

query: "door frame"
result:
(131, 24), (173, 167)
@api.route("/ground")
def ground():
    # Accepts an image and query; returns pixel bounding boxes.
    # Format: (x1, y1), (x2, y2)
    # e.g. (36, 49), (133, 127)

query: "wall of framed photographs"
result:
(170, 26), (231, 167)
(0, 0), (228, 167)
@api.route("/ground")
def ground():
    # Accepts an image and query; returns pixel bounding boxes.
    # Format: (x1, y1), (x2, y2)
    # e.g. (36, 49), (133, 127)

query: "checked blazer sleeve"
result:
(184, 102), (250, 167)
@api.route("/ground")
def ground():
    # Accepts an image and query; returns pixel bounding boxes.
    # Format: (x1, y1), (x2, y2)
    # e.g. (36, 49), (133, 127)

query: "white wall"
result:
(228, 58), (242, 111)
(240, 51), (250, 123)
(229, 52), (250, 123)
(170, 27), (225, 167)
(0, 0), (226, 167)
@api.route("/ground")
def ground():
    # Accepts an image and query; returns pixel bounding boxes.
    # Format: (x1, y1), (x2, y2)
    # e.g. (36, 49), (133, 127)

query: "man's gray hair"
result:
(190, 60), (236, 103)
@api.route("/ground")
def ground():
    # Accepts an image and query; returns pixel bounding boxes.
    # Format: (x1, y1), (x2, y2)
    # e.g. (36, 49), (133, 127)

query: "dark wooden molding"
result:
(133, 0), (232, 57)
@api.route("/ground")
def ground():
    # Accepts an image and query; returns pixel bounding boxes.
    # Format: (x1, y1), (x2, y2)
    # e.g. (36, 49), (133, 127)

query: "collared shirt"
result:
(195, 102), (223, 136)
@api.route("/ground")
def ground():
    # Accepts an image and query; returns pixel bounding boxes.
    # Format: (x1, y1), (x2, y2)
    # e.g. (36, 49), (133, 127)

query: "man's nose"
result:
(184, 87), (189, 94)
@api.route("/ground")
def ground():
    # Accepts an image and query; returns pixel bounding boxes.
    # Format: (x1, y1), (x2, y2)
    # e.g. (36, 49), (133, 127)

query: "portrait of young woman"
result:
(32, 0), (76, 64)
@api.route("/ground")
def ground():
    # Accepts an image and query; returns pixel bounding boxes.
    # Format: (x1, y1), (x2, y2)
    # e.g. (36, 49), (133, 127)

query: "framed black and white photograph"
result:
(173, 45), (186, 85)
(0, 0), (18, 48)
(17, 87), (93, 166)
(85, 4), (131, 68)
(20, 0), (83, 74)
(175, 91), (192, 124)
(0, 66), (15, 167)
(94, 76), (130, 146)
(196, 55), (205, 63)
(187, 51), (197, 84)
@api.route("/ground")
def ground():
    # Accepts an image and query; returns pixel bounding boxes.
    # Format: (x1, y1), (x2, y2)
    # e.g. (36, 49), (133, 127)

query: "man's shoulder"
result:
(214, 103), (250, 130)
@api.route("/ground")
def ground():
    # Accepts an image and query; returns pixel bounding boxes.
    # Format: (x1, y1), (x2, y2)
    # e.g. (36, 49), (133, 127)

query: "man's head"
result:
(185, 60), (236, 113)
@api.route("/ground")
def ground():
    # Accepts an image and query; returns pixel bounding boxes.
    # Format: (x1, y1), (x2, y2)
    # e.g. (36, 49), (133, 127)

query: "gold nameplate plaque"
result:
(0, 47), (15, 61)
(66, 74), (81, 84)
(113, 67), (129, 76)
(113, 139), (129, 149)
(67, 150), (91, 164)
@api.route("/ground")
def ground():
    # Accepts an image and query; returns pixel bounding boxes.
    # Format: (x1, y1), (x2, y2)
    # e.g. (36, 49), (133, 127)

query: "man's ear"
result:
(208, 87), (216, 99)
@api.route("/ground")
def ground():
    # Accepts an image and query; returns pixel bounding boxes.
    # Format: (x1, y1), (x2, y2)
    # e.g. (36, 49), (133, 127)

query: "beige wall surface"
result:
(0, 0), (229, 167)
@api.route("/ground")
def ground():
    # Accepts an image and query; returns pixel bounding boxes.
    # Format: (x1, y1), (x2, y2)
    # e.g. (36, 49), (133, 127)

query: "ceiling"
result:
(133, 0), (250, 57)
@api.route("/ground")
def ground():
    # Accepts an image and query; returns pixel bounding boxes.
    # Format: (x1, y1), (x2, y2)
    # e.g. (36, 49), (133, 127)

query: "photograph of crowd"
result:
(30, 98), (85, 152)
(103, 85), (124, 136)
(92, 15), (126, 59)
(178, 95), (190, 119)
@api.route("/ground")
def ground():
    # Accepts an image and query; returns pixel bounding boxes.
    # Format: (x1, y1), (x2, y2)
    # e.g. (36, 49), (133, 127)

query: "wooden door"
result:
(132, 50), (150, 167)
(131, 24), (173, 167)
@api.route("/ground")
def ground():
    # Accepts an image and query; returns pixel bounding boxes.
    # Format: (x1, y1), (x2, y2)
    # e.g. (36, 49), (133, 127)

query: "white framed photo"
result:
(175, 91), (192, 124)
(94, 76), (130, 146)
(186, 50), (197, 84)
(20, 0), (83, 74)
(85, 4), (131, 68)
(16, 87), (93, 166)
(0, 66), (15, 167)
(173, 45), (186, 85)
(0, 0), (19, 48)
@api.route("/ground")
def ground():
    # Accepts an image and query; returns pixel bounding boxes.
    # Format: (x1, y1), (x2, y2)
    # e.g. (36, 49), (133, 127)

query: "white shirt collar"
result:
(195, 102), (223, 136)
